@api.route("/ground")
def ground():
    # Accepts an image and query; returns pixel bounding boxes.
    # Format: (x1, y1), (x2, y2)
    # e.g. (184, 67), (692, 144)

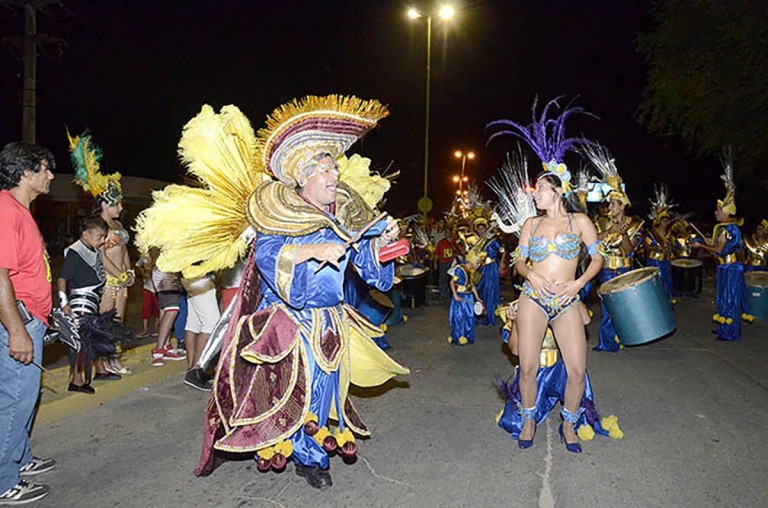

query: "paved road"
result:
(28, 294), (768, 507)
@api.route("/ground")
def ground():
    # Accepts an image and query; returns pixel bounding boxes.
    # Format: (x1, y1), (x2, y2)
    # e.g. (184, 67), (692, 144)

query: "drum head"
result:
(398, 264), (426, 278)
(598, 267), (657, 295)
(671, 258), (703, 268)
(473, 301), (485, 315)
(745, 271), (768, 288)
(369, 290), (394, 309)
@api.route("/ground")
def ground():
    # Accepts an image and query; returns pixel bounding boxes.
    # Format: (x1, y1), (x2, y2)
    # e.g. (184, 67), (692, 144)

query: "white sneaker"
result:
(19, 456), (55, 477)
(0, 480), (49, 505)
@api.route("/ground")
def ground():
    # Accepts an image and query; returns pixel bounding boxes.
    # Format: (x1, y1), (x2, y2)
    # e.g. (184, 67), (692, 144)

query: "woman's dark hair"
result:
(81, 214), (108, 235)
(0, 142), (56, 190)
(535, 171), (586, 214)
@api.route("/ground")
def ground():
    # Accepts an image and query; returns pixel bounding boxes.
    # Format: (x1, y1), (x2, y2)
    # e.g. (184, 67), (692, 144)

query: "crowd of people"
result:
(1, 94), (766, 504)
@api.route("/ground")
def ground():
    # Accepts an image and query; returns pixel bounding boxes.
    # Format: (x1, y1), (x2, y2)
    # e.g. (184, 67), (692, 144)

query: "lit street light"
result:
(407, 5), (456, 220)
(454, 149), (475, 195)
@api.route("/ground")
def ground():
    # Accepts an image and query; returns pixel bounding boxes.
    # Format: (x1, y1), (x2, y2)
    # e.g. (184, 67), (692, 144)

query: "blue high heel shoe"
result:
(559, 407), (582, 454)
(518, 406), (536, 449)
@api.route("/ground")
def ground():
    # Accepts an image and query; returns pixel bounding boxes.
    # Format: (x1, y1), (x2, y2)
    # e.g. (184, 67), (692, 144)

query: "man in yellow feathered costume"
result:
(135, 95), (408, 490)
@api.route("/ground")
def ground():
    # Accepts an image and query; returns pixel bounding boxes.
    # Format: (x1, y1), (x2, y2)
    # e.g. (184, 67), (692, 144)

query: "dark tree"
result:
(636, 1), (768, 177)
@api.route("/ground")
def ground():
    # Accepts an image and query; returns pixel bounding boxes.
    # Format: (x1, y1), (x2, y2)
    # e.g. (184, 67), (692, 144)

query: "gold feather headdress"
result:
(717, 150), (737, 216)
(649, 183), (676, 222)
(581, 142), (630, 206)
(258, 95), (389, 187)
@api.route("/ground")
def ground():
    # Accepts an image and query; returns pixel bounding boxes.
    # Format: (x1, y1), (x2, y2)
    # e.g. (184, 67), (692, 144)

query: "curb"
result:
(37, 344), (189, 425)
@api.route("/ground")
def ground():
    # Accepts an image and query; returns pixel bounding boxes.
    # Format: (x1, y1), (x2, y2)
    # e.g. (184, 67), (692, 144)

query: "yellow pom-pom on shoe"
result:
(601, 415), (624, 440)
(609, 427), (625, 439)
(577, 424), (595, 441)
(274, 440), (293, 458)
(459, 336), (469, 345)
(313, 427), (331, 446)
(256, 446), (275, 460)
(380, 324), (388, 332)
(447, 336), (453, 344)
(742, 313), (755, 323)
(403, 315), (409, 323)
(334, 428), (355, 446)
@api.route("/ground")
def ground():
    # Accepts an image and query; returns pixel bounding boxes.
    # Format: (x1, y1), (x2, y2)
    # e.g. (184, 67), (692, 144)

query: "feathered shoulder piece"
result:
(246, 179), (374, 240)
(487, 148), (536, 237)
(67, 130), (122, 205)
(134, 104), (267, 278)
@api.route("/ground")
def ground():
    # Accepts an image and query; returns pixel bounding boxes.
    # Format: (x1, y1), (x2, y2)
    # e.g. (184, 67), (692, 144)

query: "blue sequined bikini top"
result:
(527, 215), (581, 262)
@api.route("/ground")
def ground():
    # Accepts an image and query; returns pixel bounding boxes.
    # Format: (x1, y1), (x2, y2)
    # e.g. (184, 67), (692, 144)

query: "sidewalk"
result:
(37, 343), (189, 425)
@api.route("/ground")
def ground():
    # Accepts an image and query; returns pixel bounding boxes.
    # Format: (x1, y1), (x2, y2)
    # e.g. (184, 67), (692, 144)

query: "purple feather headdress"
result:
(486, 96), (595, 164)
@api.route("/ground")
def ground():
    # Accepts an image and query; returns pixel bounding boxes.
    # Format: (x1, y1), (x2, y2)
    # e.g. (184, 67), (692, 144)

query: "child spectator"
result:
(135, 248), (159, 338)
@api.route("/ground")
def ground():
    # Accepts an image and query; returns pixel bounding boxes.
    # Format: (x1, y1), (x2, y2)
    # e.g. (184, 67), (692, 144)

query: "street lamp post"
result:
(407, 5), (455, 221)
(453, 150), (475, 195)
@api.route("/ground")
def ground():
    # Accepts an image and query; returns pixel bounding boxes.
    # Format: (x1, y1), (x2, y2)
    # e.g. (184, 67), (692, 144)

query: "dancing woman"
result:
(514, 171), (603, 451)
(68, 131), (134, 376)
(487, 97), (604, 452)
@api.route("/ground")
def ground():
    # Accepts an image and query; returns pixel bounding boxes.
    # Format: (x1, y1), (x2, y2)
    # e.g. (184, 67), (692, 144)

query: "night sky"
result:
(0, 1), (758, 227)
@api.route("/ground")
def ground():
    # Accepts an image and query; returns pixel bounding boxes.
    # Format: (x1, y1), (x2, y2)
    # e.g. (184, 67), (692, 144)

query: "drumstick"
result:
(688, 222), (707, 240)
(315, 211), (388, 272)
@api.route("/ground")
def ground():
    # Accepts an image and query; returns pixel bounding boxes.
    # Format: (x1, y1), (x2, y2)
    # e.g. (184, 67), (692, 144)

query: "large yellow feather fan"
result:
(134, 104), (268, 278)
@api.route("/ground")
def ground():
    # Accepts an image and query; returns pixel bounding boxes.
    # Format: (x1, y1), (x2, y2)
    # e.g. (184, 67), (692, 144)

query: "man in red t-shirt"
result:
(0, 142), (56, 505)
(433, 227), (458, 300)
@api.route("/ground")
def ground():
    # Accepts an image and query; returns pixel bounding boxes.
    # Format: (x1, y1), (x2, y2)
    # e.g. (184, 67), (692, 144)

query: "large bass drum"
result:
(598, 267), (677, 346)
(397, 264), (428, 308)
(745, 271), (768, 319)
(671, 258), (703, 296)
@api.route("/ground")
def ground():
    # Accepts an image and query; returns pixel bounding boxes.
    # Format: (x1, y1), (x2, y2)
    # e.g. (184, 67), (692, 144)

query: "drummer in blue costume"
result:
(447, 251), (484, 346)
(744, 219), (768, 272)
(473, 217), (503, 326)
(643, 184), (676, 303)
(691, 156), (754, 339)
(583, 143), (644, 352)
(487, 97), (605, 453)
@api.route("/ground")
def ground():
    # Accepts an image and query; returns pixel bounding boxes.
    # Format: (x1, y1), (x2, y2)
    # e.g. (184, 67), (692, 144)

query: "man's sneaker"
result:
(162, 343), (187, 361)
(183, 368), (212, 392)
(0, 480), (49, 505)
(19, 457), (55, 477)
(151, 349), (165, 367)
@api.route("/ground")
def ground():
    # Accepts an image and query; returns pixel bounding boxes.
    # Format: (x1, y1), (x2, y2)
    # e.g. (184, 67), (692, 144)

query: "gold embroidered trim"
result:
(275, 244), (300, 303)
(309, 307), (346, 374)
